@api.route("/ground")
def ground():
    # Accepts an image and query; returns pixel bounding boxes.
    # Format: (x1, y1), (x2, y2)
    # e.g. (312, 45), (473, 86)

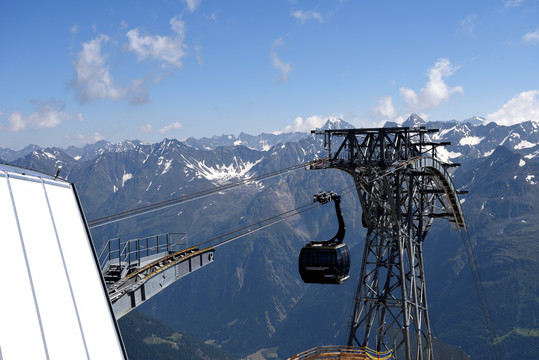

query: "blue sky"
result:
(1, 0), (539, 150)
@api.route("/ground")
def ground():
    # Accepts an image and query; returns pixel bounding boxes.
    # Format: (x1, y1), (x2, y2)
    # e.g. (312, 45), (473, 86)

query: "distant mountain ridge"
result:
(3, 115), (538, 360)
(2, 115), (536, 164)
(184, 131), (307, 151)
(185, 117), (354, 150)
(64, 139), (146, 162)
(0, 143), (41, 162)
(318, 117), (355, 130)
(7, 115), (537, 179)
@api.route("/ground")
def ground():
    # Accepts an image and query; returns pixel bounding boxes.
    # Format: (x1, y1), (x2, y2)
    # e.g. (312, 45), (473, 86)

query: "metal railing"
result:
(98, 232), (188, 271)
(288, 346), (393, 360)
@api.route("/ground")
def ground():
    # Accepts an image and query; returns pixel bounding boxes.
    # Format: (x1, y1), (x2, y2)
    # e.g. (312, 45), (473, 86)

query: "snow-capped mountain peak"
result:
(318, 117), (355, 130)
(463, 116), (485, 125)
(401, 114), (427, 128)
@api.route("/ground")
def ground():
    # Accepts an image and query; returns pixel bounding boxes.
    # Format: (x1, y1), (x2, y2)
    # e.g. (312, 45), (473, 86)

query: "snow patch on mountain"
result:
(499, 131), (515, 146)
(184, 158), (262, 184)
(259, 140), (271, 151)
(122, 172), (133, 187)
(526, 175), (536, 185)
(459, 136), (484, 146)
(514, 140), (536, 150)
(436, 147), (462, 162)
(483, 149), (495, 157)
(524, 150), (539, 159)
(156, 156), (173, 175)
(143, 154), (151, 164)
(432, 126), (457, 140)
(463, 116), (485, 125)
(42, 150), (57, 160)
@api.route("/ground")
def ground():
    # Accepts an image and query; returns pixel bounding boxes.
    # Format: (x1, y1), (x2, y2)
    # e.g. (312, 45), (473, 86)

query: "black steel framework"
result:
(308, 127), (466, 360)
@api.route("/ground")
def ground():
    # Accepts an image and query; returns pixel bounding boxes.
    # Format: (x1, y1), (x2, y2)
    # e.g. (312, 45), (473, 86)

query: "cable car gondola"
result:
(299, 192), (350, 284)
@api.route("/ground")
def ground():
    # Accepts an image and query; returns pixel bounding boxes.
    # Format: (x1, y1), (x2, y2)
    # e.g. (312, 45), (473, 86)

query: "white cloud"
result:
(183, 0), (201, 12)
(70, 24), (78, 35)
(128, 78), (150, 105)
(139, 124), (153, 133)
(291, 9), (323, 24)
(0, 99), (78, 132)
(72, 34), (127, 103)
(194, 45), (203, 66)
(270, 38), (292, 83)
(3, 112), (25, 132)
(399, 58), (463, 112)
(71, 15), (191, 104)
(281, 115), (327, 133)
(373, 96), (397, 119)
(169, 16), (186, 38)
(77, 132), (105, 145)
(523, 28), (539, 44)
(456, 14), (477, 36)
(126, 15), (187, 69)
(159, 121), (183, 134)
(486, 90), (539, 126)
(204, 12), (217, 22)
(505, 0), (523, 7)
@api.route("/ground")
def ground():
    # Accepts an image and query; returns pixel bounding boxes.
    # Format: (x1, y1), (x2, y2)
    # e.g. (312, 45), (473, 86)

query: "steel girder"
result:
(308, 127), (465, 360)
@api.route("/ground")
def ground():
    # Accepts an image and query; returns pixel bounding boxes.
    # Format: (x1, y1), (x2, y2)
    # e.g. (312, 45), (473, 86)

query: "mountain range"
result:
(3, 114), (538, 360)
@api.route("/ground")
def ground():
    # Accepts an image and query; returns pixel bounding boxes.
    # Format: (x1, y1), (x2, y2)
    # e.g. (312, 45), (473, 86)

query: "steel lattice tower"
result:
(309, 127), (466, 360)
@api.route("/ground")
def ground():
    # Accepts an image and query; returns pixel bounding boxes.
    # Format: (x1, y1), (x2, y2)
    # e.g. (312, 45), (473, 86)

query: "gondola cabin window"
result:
(298, 243), (350, 284)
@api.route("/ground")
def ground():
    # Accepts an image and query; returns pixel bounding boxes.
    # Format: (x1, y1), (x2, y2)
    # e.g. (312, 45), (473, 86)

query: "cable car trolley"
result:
(298, 191), (350, 284)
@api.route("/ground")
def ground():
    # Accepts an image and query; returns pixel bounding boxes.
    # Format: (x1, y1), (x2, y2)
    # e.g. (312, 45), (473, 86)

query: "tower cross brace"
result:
(309, 127), (466, 360)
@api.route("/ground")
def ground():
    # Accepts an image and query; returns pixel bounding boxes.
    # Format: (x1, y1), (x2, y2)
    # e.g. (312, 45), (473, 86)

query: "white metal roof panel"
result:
(0, 165), (127, 360)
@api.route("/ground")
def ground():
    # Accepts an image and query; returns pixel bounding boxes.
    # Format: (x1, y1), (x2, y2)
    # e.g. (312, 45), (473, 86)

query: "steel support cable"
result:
(210, 203), (321, 249)
(90, 156), (411, 229)
(191, 185), (358, 250)
(196, 202), (320, 248)
(89, 163), (304, 226)
(87, 163), (306, 228)
(459, 229), (505, 360)
(212, 188), (359, 249)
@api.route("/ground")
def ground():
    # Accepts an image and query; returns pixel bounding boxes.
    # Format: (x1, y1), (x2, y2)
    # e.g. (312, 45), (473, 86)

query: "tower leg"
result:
(346, 176), (435, 359)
